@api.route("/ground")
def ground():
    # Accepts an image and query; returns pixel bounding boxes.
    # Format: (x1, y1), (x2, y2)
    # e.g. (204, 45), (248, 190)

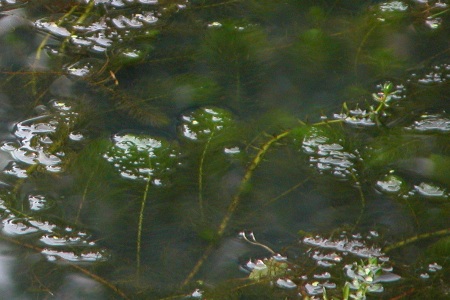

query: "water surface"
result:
(0, 0), (449, 299)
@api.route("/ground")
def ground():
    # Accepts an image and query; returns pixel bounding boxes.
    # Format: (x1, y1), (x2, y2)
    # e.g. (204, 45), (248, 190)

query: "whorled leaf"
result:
(103, 133), (180, 185)
(178, 106), (234, 142)
(177, 106), (237, 218)
(103, 133), (181, 277)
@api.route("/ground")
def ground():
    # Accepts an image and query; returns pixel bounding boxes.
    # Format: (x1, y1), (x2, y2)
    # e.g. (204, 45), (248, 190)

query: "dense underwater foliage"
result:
(0, 0), (449, 299)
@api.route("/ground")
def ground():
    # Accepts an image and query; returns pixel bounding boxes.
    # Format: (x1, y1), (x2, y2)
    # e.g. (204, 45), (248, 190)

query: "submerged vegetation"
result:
(0, 0), (449, 299)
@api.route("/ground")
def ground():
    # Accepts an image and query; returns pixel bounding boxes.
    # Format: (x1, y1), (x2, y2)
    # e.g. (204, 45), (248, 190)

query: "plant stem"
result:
(350, 172), (366, 232)
(181, 130), (291, 286)
(181, 243), (215, 287)
(374, 101), (385, 113)
(198, 131), (215, 220)
(136, 173), (152, 281)
(195, 0), (240, 9)
(76, 0), (95, 24)
(182, 113), (374, 286)
(264, 178), (309, 206)
(383, 228), (450, 253)
(76, 167), (97, 224)
(429, 8), (450, 18)
(354, 23), (377, 77)
(35, 4), (79, 61)
(216, 130), (291, 237)
(311, 119), (345, 127)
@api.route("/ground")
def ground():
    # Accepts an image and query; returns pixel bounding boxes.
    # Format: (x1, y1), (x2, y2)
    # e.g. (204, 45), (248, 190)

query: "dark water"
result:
(0, 0), (449, 299)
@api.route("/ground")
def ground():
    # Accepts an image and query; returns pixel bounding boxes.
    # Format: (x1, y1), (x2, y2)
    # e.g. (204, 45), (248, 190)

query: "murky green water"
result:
(0, 0), (449, 299)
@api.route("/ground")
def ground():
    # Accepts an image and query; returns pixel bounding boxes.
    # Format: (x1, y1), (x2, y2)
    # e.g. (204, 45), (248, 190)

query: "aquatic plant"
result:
(192, 231), (405, 299)
(104, 133), (180, 279)
(0, 0), (448, 299)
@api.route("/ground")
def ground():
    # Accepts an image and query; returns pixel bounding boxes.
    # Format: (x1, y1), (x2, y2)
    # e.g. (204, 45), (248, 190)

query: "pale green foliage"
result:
(248, 258), (289, 281)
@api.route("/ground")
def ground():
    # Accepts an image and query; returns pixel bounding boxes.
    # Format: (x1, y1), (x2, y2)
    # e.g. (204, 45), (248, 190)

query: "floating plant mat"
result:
(0, 0), (449, 299)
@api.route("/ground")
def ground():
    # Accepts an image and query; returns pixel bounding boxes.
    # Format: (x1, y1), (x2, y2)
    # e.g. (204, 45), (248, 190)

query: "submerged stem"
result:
(32, 4), (79, 96)
(35, 4), (79, 61)
(76, 168), (96, 224)
(195, 0), (240, 9)
(76, 0), (95, 24)
(181, 130), (291, 286)
(429, 8), (450, 18)
(182, 113), (381, 286)
(136, 173), (152, 280)
(198, 131), (215, 220)
(264, 178), (309, 206)
(350, 172), (366, 232)
(216, 130), (291, 237)
(383, 228), (450, 253)
(181, 243), (215, 287)
(354, 23), (377, 77)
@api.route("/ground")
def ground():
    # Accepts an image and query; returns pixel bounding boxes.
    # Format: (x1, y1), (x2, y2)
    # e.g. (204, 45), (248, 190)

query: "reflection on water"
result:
(0, 0), (449, 298)
(0, 242), (19, 299)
